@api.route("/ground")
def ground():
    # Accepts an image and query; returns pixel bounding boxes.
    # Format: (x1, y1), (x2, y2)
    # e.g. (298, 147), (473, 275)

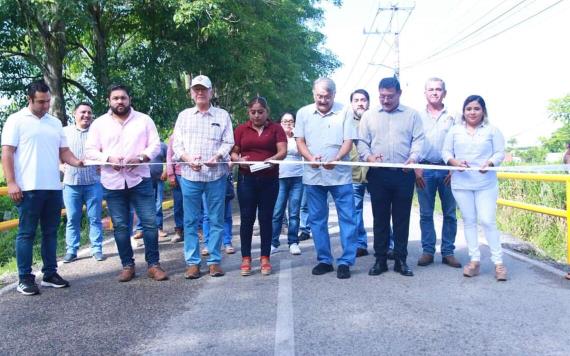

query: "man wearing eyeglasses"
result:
(295, 77), (358, 279)
(358, 77), (424, 278)
(173, 75), (234, 279)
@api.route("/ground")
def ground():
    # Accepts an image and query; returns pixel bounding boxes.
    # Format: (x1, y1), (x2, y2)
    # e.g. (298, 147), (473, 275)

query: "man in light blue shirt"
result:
(358, 77), (424, 277)
(62, 102), (104, 263)
(415, 78), (461, 268)
(295, 77), (358, 279)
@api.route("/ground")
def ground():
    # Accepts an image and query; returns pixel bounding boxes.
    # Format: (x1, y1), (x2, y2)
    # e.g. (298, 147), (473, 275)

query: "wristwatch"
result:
(138, 154), (145, 163)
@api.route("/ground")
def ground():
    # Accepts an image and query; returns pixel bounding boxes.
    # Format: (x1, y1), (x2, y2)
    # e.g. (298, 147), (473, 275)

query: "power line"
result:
(339, 2), (381, 89)
(409, 0), (564, 68)
(405, 0), (530, 69)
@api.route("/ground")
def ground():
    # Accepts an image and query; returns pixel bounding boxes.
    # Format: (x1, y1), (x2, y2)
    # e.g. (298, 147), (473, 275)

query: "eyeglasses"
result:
(281, 119), (294, 123)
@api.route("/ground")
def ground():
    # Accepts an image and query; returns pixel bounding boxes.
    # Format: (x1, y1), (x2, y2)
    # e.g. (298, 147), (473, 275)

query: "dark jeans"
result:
(103, 178), (159, 267)
(367, 168), (415, 261)
(15, 190), (63, 280)
(237, 174), (279, 257)
(172, 175), (184, 229)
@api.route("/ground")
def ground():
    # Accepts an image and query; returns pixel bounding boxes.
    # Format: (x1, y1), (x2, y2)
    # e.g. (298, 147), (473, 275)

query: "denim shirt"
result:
(442, 121), (505, 190)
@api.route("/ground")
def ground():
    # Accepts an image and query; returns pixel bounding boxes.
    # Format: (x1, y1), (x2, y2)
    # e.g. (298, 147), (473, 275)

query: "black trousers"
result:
(366, 168), (415, 261)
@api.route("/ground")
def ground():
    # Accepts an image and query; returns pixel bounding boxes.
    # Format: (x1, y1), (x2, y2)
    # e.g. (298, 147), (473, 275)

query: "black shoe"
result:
(41, 273), (70, 288)
(337, 264), (351, 279)
(386, 249), (395, 260)
(17, 276), (40, 296)
(394, 259), (414, 276)
(312, 263), (334, 275)
(368, 260), (388, 276)
(299, 232), (311, 241)
(356, 248), (369, 257)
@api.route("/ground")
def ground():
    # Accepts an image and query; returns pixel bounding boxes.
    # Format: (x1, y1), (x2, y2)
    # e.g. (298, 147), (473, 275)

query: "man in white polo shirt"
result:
(1, 80), (83, 296)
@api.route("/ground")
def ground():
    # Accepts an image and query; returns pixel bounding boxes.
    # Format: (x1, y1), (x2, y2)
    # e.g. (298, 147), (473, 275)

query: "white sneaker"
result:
(270, 245), (279, 255)
(289, 243), (301, 255)
(201, 247), (210, 256)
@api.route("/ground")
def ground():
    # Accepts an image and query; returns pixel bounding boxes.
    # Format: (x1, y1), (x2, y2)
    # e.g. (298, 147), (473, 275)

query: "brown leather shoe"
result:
(442, 255), (462, 268)
(495, 263), (508, 281)
(463, 261), (480, 277)
(209, 264), (225, 277)
(417, 254), (434, 266)
(184, 265), (201, 279)
(147, 265), (168, 281)
(118, 266), (135, 282)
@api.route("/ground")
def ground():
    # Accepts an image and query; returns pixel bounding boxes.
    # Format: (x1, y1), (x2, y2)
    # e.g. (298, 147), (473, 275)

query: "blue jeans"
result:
(299, 185), (310, 234)
(103, 178), (159, 267)
(272, 176), (303, 247)
(305, 184), (357, 266)
(63, 183), (103, 255)
(15, 190), (63, 279)
(172, 175), (184, 229)
(180, 175), (226, 265)
(237, 174), (279, 257)
(417, 168), (457, 256)
(352, 183), (368, 249)
(202, 194), (233, 246)
(133, 179), (164, 231)
(367, 168), (415, 261)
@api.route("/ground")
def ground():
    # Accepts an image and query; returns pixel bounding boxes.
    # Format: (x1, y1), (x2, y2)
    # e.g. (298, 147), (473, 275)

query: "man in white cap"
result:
(173, 75), (234, 279)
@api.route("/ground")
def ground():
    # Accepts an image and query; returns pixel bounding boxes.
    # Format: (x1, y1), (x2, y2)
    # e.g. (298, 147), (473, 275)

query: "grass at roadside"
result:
(497, 178), (566, 262)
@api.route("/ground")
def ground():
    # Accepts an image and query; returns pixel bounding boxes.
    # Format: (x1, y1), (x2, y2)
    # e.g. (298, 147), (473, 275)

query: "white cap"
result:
(190, 75), (212, 89)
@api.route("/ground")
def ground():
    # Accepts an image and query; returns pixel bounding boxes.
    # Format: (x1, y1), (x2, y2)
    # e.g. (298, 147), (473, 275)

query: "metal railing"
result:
(1, 174), (568, 263)
(496, 172), (569, 264)
(0, 186), (173, 232)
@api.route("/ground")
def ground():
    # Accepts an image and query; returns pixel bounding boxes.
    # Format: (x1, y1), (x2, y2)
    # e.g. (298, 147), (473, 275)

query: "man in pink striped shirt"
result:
(86, 84), (168, 282)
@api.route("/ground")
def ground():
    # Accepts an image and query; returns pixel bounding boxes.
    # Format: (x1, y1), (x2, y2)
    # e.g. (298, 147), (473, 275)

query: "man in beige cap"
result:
(173, 75), (234, 279)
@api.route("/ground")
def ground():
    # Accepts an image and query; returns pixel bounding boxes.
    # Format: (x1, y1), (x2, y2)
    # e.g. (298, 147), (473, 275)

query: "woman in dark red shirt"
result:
(231, 97), (287, 276)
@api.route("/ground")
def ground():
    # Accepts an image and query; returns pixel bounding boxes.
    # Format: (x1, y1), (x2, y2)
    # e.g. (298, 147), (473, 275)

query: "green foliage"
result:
(1, 0), (341, 135)
(497, 178), (566, 262)
(548, 93), (570, 124)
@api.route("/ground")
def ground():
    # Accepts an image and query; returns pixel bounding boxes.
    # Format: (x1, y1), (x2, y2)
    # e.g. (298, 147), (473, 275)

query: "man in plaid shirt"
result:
(173, 75), (234, 279)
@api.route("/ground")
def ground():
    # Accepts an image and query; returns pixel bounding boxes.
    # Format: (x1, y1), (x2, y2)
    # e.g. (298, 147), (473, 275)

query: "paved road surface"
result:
(1, 199), (569, 355)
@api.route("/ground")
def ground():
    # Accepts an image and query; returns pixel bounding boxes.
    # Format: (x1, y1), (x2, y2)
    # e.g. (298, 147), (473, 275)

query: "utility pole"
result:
(364, 3), (415, 79)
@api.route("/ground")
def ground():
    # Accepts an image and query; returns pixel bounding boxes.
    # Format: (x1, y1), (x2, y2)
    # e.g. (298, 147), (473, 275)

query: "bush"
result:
(497, 178), (567, 262)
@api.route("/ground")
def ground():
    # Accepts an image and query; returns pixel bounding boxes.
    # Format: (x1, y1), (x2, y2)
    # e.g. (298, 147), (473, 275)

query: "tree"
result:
(1, 0), (341, 134)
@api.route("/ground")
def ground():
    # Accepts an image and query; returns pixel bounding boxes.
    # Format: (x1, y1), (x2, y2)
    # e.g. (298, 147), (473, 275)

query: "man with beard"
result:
(349, 89), (371, 257)
(86, 84), (168, 282)
(295, 77), (358, 279)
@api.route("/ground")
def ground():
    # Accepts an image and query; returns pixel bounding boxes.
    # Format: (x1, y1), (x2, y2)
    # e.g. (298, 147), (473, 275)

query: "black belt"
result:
(419, 160), (446, 166)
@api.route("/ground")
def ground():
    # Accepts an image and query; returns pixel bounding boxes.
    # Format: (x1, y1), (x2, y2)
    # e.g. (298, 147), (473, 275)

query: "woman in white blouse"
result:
(442, 95), (507, 281)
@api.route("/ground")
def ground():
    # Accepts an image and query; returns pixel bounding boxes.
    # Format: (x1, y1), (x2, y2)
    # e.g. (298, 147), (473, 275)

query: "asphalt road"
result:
(1, 199), (569, 356)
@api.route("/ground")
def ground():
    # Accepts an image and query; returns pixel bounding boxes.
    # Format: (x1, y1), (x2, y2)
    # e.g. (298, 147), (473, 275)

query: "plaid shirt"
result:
(173, 106), (234, 182)
(63, 125), (100, 185)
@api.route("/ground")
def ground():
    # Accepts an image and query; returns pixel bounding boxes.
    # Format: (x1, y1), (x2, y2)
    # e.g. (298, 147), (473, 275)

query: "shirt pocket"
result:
(207, 122), (223, 143)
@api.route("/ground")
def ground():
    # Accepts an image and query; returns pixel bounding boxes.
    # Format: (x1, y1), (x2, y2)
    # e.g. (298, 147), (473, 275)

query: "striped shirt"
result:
(173, 106), (234, 182)
(63, 125), (100, 185)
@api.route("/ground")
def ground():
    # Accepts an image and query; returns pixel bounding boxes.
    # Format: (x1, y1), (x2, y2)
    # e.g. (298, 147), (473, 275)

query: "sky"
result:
(319, 0), (570, 147)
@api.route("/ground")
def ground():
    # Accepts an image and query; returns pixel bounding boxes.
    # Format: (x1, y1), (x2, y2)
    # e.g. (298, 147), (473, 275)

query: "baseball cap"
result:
(190, 75), (212, 89)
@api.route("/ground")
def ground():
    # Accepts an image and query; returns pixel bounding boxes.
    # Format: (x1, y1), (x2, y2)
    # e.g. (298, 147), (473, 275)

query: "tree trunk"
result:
(88, 1), (110, 114)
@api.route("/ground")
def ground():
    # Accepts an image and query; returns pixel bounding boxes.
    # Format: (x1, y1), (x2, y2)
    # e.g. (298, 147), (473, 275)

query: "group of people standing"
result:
(2, 73), (508, 296)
